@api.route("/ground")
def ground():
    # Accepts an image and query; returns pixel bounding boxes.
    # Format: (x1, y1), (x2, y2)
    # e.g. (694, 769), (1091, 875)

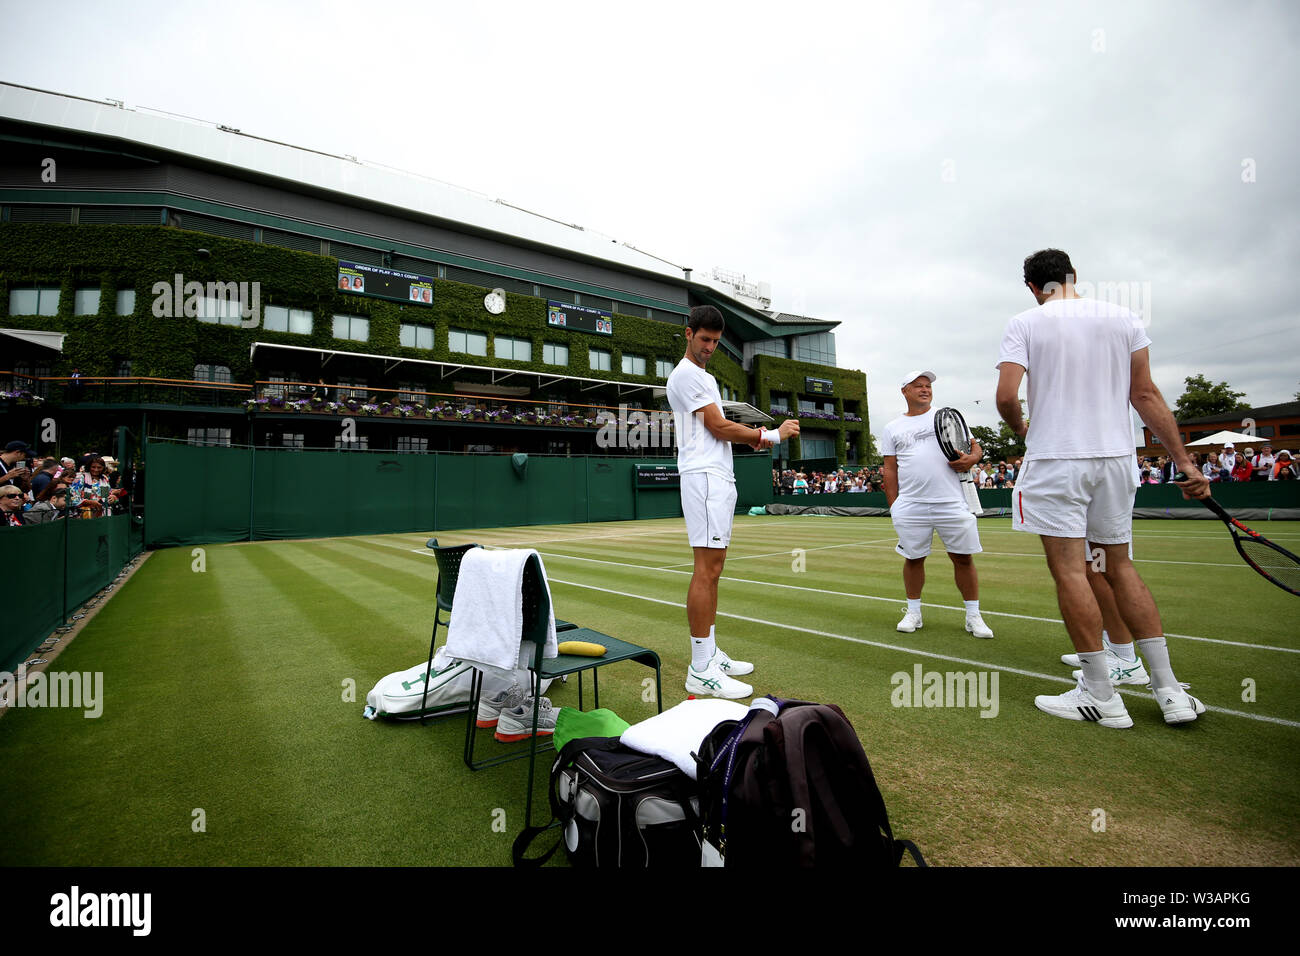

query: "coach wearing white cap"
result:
(880, 370), (994, 638)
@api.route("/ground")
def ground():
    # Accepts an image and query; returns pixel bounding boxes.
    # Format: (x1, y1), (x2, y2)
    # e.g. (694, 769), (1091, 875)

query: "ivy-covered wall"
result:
(752, 353), (871, 463)
(0, 223), (749, 403)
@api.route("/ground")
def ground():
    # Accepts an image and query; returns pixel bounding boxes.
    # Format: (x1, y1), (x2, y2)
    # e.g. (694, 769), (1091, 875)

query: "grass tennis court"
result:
(2, 514), (1297, 867)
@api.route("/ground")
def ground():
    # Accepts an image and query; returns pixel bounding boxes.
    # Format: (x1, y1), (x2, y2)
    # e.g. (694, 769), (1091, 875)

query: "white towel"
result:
(443, 548), (558, 673)
(620, 698), (748, 780)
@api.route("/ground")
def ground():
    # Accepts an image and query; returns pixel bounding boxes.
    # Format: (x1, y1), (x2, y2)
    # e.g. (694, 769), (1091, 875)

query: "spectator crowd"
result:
(1, 440), (131, 527)
(774, 457), (1028, 495)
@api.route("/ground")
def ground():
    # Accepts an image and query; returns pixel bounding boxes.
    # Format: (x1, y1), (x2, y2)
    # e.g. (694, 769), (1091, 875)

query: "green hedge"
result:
(0, 223), (748, 402)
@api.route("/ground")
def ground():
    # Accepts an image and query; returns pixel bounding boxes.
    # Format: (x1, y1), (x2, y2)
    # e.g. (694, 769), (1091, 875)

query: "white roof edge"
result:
(0, 327), (66, 350)
(0, 83), (685, 281)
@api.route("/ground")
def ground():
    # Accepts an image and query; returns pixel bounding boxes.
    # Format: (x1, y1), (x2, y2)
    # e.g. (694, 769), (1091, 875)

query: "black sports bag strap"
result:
(514, 736), (625, 868)
(897, 839), (928, 867)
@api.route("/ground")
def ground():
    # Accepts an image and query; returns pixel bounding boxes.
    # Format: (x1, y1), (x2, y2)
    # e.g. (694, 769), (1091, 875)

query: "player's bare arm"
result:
(995, 363), (1028, 436)
(1128, 347), (1209, 500)
(696, 403), (798, 449)
(882, 455), (899, 507)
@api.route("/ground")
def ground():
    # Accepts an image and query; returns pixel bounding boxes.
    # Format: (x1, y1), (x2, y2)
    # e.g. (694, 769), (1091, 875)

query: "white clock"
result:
(484, 289), (506, 315)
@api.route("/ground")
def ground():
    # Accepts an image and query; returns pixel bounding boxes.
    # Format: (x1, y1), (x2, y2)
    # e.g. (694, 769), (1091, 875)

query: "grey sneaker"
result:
(476, 681), (526, 728)
(494, 696), (557, 742)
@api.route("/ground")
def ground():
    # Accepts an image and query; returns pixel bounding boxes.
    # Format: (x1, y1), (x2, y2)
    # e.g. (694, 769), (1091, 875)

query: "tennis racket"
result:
(1175, 473), (1299, 596)
(934, 407), (983, 515)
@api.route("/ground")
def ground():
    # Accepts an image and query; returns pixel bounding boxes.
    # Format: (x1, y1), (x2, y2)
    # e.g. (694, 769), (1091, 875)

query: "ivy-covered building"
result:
(0, 82), (869, 465)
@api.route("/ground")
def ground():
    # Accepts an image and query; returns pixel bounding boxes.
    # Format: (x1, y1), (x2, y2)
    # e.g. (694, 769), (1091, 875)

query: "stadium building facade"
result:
(0, 82), (869, 467)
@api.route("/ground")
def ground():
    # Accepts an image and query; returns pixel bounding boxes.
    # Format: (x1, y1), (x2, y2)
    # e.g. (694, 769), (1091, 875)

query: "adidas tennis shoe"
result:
(476, 681), (526, 728)
(714, 648), (754, 676)
(685, 657), (752, 700)
(896, 610), (923, 633)
(1153, 686), (1206, 725)
(965, 614), (994, 639)
(494, 696), (557, 742)
(1033, 680), (1133, 729)
(1071, 651), (1150, 687)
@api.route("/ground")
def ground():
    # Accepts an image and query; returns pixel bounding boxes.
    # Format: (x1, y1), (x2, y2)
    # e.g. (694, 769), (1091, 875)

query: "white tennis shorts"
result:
(681, 472), (737, 549)
(1013, 457), (1135, 544)
(890, 499), (983, 559)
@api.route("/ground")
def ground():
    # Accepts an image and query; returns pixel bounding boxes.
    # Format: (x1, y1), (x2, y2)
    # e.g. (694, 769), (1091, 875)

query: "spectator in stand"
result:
(793, 472), (808, 494)
(1201, 452), (1221, 482)
(0, 441), (32, 486)
(24, 482), (70, 524)
(29, 458), (59, 498)
(1230, 453), (1252, 483)
(1220, 442), (1238, 476)
(1252, 443), (1276, 482)
(1272, 450), (1297, 480)
(1158, 455), (1178, 484)
(993, 463), (1011, 488)
(69, 456), (112, 517)
(1, 484), (25, 527)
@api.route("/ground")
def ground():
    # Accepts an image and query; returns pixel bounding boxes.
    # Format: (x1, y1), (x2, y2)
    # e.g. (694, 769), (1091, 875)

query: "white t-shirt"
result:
(666, 357), (733, 482)
(997, 297), (1151, 461)
(880, 408), (962, 511)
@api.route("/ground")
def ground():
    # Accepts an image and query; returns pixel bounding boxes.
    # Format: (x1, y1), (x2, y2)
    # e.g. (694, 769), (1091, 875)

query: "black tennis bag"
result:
(550, 736), (702, 867)
(695, 697), (925, 867)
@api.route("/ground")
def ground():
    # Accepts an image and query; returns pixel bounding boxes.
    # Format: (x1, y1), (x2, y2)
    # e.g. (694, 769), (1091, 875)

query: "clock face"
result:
(484, 292), (505, 315)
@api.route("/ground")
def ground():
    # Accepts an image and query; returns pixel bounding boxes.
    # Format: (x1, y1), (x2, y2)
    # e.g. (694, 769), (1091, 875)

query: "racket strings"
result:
(1238, 537), (1300, 591)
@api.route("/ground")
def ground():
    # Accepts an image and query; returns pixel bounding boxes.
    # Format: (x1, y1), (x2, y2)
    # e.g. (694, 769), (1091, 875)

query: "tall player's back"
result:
(1005, 297), (1151, 460)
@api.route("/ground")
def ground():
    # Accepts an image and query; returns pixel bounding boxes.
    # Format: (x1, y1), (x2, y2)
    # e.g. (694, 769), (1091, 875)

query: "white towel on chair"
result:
(621, 698), (748, 780)
(443, 548), (558, 673)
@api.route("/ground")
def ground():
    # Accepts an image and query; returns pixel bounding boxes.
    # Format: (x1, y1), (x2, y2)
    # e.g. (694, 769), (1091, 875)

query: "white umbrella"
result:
(1186, 429), (1263, 447)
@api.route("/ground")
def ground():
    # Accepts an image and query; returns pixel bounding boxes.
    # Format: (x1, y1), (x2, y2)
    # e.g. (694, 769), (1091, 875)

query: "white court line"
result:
(760, 516), (1300, 543)
(657, 538), (899, 569)
(846, 541), (1252, 570)
(545, 576), (1300, 729)
(533, 551), (1299, 655)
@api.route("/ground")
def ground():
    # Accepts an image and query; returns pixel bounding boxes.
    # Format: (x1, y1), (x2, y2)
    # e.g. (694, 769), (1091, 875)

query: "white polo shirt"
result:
(666, 357), (733, 482)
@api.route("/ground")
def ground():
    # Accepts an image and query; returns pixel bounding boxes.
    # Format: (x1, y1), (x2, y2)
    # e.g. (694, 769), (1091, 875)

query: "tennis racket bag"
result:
(549, 736), (703, 867)
(695, 696), (925, 867)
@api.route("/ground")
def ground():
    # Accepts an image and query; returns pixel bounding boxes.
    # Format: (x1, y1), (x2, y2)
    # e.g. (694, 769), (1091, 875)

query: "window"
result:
(448, 327), (487, 356)
(12, 362), (50, 396)
(187, 427), (231, 447)
(264, 305), (313, 334)
(397, 436), (429, 454)
(196, 289), (246, 326)
(116, 360), (133, 378)
(771, 395), (789, 412)
(753, 338), (788, 359)
(589, 348), (611, 372)
(543, 343), (569, 366)
(792, 332), (837, 367)
(621, 354), (646, 376)
(337, 377), (367, 399)
(115, 289), (136, 316)
(265, 375), (287, 398)
(400, 323), (434, 350)
(496, 336), (532, 362)
(798, 398), (817, 415)
(656, 359), (673, 379)
(8, 286), (60, 316)
(281, 433), (304, 449)
(332, 313), (369, 342)
(74, 288), (101, 315)
(194, 364), (233, 383)
(397, 382), (425, 402)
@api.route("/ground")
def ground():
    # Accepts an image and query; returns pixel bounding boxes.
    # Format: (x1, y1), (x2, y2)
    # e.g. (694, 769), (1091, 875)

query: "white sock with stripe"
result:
(1077, 650), (1114, 700)
(691, 635), (716, 670)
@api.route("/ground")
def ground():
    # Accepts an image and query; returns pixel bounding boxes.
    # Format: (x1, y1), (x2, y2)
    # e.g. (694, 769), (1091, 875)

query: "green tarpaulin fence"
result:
(141, 441), (773, 548)
(0, 514), (142, 673)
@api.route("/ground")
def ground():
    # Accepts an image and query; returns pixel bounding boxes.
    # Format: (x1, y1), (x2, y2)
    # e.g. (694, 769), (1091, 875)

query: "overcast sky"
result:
(4, 0), (1298, 442)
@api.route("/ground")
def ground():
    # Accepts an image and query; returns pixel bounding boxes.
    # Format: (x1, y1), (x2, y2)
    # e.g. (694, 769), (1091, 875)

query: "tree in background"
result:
(1173, 374), (1248, 420)
(970, 422), (1026, 463)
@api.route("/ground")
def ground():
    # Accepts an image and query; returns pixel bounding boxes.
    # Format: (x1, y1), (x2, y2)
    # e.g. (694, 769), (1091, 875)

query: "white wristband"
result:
(761, 429), (781, 443)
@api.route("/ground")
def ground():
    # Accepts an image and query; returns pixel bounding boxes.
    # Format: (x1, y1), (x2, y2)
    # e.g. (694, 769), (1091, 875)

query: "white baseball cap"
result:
(900, 370), (937, 388)
(1223, 442), (1235, 449)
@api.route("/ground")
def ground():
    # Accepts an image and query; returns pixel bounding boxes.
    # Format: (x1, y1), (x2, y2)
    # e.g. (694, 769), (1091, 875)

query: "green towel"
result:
(553, 707), (631, 752)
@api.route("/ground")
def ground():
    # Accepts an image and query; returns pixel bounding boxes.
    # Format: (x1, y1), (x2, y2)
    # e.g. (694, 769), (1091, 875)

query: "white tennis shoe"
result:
(896, 610), (923, 633)
(1070, 651), (1150, 687)
(965, 614), (994, 639)
(1153, 686), (1206, 725)
(714, 648), (754, 676)
(686, 657), (752, 700)
(1034, 680), (1133, 729)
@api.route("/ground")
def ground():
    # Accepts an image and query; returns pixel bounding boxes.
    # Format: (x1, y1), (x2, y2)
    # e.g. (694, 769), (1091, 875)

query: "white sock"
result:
(691, 635), (716, 670)
(1136, 636), (1178, 689)
(1110, 640), (1137, 662)
(1077, 650), (1114, 700)
(709, 624), (715, 641)
(963, 600), (980, 617)
(906, 598), (921, 615)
